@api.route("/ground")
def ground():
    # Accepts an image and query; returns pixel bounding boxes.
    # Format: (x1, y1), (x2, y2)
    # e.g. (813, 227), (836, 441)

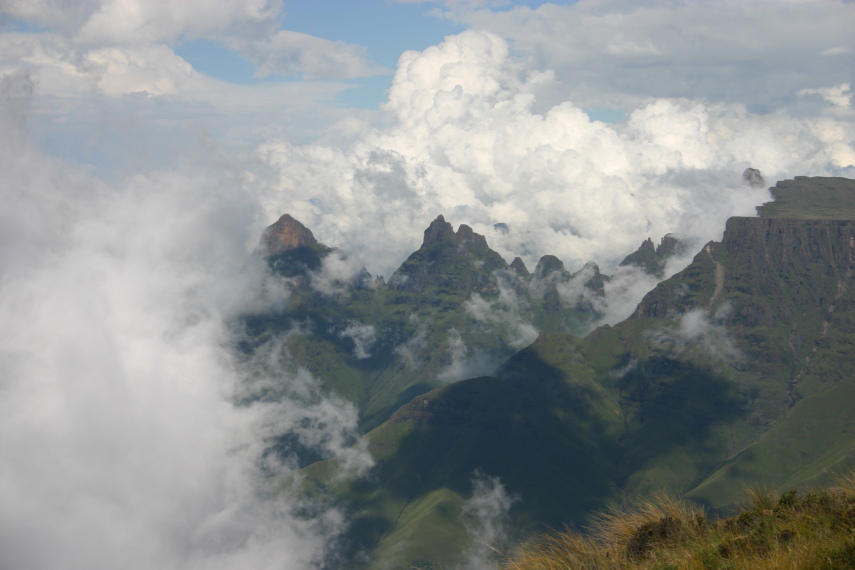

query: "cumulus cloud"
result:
(256, 28), (854, 281)
(0, 72), (370, 570)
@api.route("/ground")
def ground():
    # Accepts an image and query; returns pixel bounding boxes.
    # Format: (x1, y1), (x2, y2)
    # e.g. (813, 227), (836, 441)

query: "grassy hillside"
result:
(275, 179), (855, 567)
(505, 472), (855, 569)
(303, 371), (625, 568)
(307, 187), (855, 567)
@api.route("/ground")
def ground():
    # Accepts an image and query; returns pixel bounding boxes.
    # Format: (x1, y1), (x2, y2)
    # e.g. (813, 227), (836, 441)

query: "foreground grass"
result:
(504, 473), (855, 569)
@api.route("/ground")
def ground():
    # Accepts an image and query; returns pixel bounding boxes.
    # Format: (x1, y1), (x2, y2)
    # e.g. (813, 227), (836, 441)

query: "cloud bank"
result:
(0, 72), (370, 570)
(447, 0), (855, 113)
(258, 29), (853, 279)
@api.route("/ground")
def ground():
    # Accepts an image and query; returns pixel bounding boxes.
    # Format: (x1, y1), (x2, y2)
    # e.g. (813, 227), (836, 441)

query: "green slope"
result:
(309, 371), (624, 568)
(308, 177), (855, 567)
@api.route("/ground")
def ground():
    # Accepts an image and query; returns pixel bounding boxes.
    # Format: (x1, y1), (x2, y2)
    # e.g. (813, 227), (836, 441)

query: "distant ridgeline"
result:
(241, 176), (855, 569)
(243, 211), (677, 432)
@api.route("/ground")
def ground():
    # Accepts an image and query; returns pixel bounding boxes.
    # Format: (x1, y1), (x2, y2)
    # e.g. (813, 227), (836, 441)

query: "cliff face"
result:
(615, 207), (855, 508)
(633, 217), (855, 322)
(723, 217), (855, 266)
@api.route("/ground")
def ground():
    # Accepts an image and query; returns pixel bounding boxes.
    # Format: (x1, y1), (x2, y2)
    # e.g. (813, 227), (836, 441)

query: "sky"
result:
(1, 1), (854, 568)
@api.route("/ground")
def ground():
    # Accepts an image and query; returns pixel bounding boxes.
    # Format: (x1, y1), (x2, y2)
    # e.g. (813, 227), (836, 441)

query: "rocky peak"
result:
(637, 238), (656, 255)
(510, 257), (530, 277)
(533, 255), (567, 280)
(743, 167), (766, 188)
(657, 234), (682, 257)
(258, 214), (318, 256)
(620, 234), (686, 278)
(422, 215), (456, 246)
(575, 262), (606, 297)
(456, 224), (489, 250)
(389, 215), (508, 294)
(422, 216), (490, 251)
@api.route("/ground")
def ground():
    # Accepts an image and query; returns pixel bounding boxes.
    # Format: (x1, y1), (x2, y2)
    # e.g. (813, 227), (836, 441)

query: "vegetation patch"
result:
(505, 472), (855, 569)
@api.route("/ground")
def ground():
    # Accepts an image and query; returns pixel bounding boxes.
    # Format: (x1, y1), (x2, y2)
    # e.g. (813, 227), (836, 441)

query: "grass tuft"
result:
(504, 472), (855, 569)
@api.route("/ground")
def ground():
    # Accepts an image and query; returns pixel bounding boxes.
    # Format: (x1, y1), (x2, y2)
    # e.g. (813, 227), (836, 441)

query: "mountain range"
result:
(239, 175), (855, 568)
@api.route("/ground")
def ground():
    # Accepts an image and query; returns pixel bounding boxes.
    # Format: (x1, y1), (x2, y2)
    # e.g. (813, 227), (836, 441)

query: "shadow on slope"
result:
(311, 334), (751, 568)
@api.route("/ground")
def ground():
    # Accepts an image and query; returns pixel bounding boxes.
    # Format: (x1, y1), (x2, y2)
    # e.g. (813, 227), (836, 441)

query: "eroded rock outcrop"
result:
(388, 215), (507, 294)
(258, 213), (318, 256)
(620, 234), (687, 278)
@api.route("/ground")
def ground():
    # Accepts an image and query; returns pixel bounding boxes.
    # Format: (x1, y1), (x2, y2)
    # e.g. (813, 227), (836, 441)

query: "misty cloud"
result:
(437, 328), (497, 383)
(0, 73), (371, 570)
(465, 278), (539, 349)
(647, 304), (742, 363)
(393, 314), (428, 369)
(456, 470), (517, 570)
(337, 322), (377, 360)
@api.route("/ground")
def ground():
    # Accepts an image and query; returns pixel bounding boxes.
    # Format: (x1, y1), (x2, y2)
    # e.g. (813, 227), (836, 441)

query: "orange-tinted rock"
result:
(258, 214), (318, 256)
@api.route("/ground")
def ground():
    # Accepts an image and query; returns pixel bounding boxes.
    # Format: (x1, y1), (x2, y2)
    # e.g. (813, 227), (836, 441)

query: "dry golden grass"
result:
(503, 473), (855, 570)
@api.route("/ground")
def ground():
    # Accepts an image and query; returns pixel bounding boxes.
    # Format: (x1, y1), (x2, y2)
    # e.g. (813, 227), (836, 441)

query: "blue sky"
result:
(172, 1), (550, 111)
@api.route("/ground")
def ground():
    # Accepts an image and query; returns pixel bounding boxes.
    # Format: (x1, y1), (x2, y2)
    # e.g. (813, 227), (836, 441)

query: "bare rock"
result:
(258, 214), (318, 256)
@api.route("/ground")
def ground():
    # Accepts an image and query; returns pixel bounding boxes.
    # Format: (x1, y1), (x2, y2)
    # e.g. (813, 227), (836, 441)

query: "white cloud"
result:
(1, 0), (280, 45)
(337, 322), (377, 360)
(798, 83), (853, 110)
(0, 71), (370, 570)
(256, 30), (853, 281)
(1, 0), (382, 103)
(456, 470), (516, 570)
(437, 328), (497, 383)
(820, 46), (853, 57)
(74, 0), (279, 46)
(446, 0), (854, 112)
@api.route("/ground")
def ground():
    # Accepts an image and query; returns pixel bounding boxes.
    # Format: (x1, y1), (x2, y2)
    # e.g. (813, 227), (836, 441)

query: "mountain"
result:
(241, 213), (627, 434)
(619, 234), (687, 278)
(292, 176), (855, 568)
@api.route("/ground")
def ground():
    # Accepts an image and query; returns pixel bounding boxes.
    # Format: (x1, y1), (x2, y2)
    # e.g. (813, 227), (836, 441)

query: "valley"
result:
(240, 176), (855, 568)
